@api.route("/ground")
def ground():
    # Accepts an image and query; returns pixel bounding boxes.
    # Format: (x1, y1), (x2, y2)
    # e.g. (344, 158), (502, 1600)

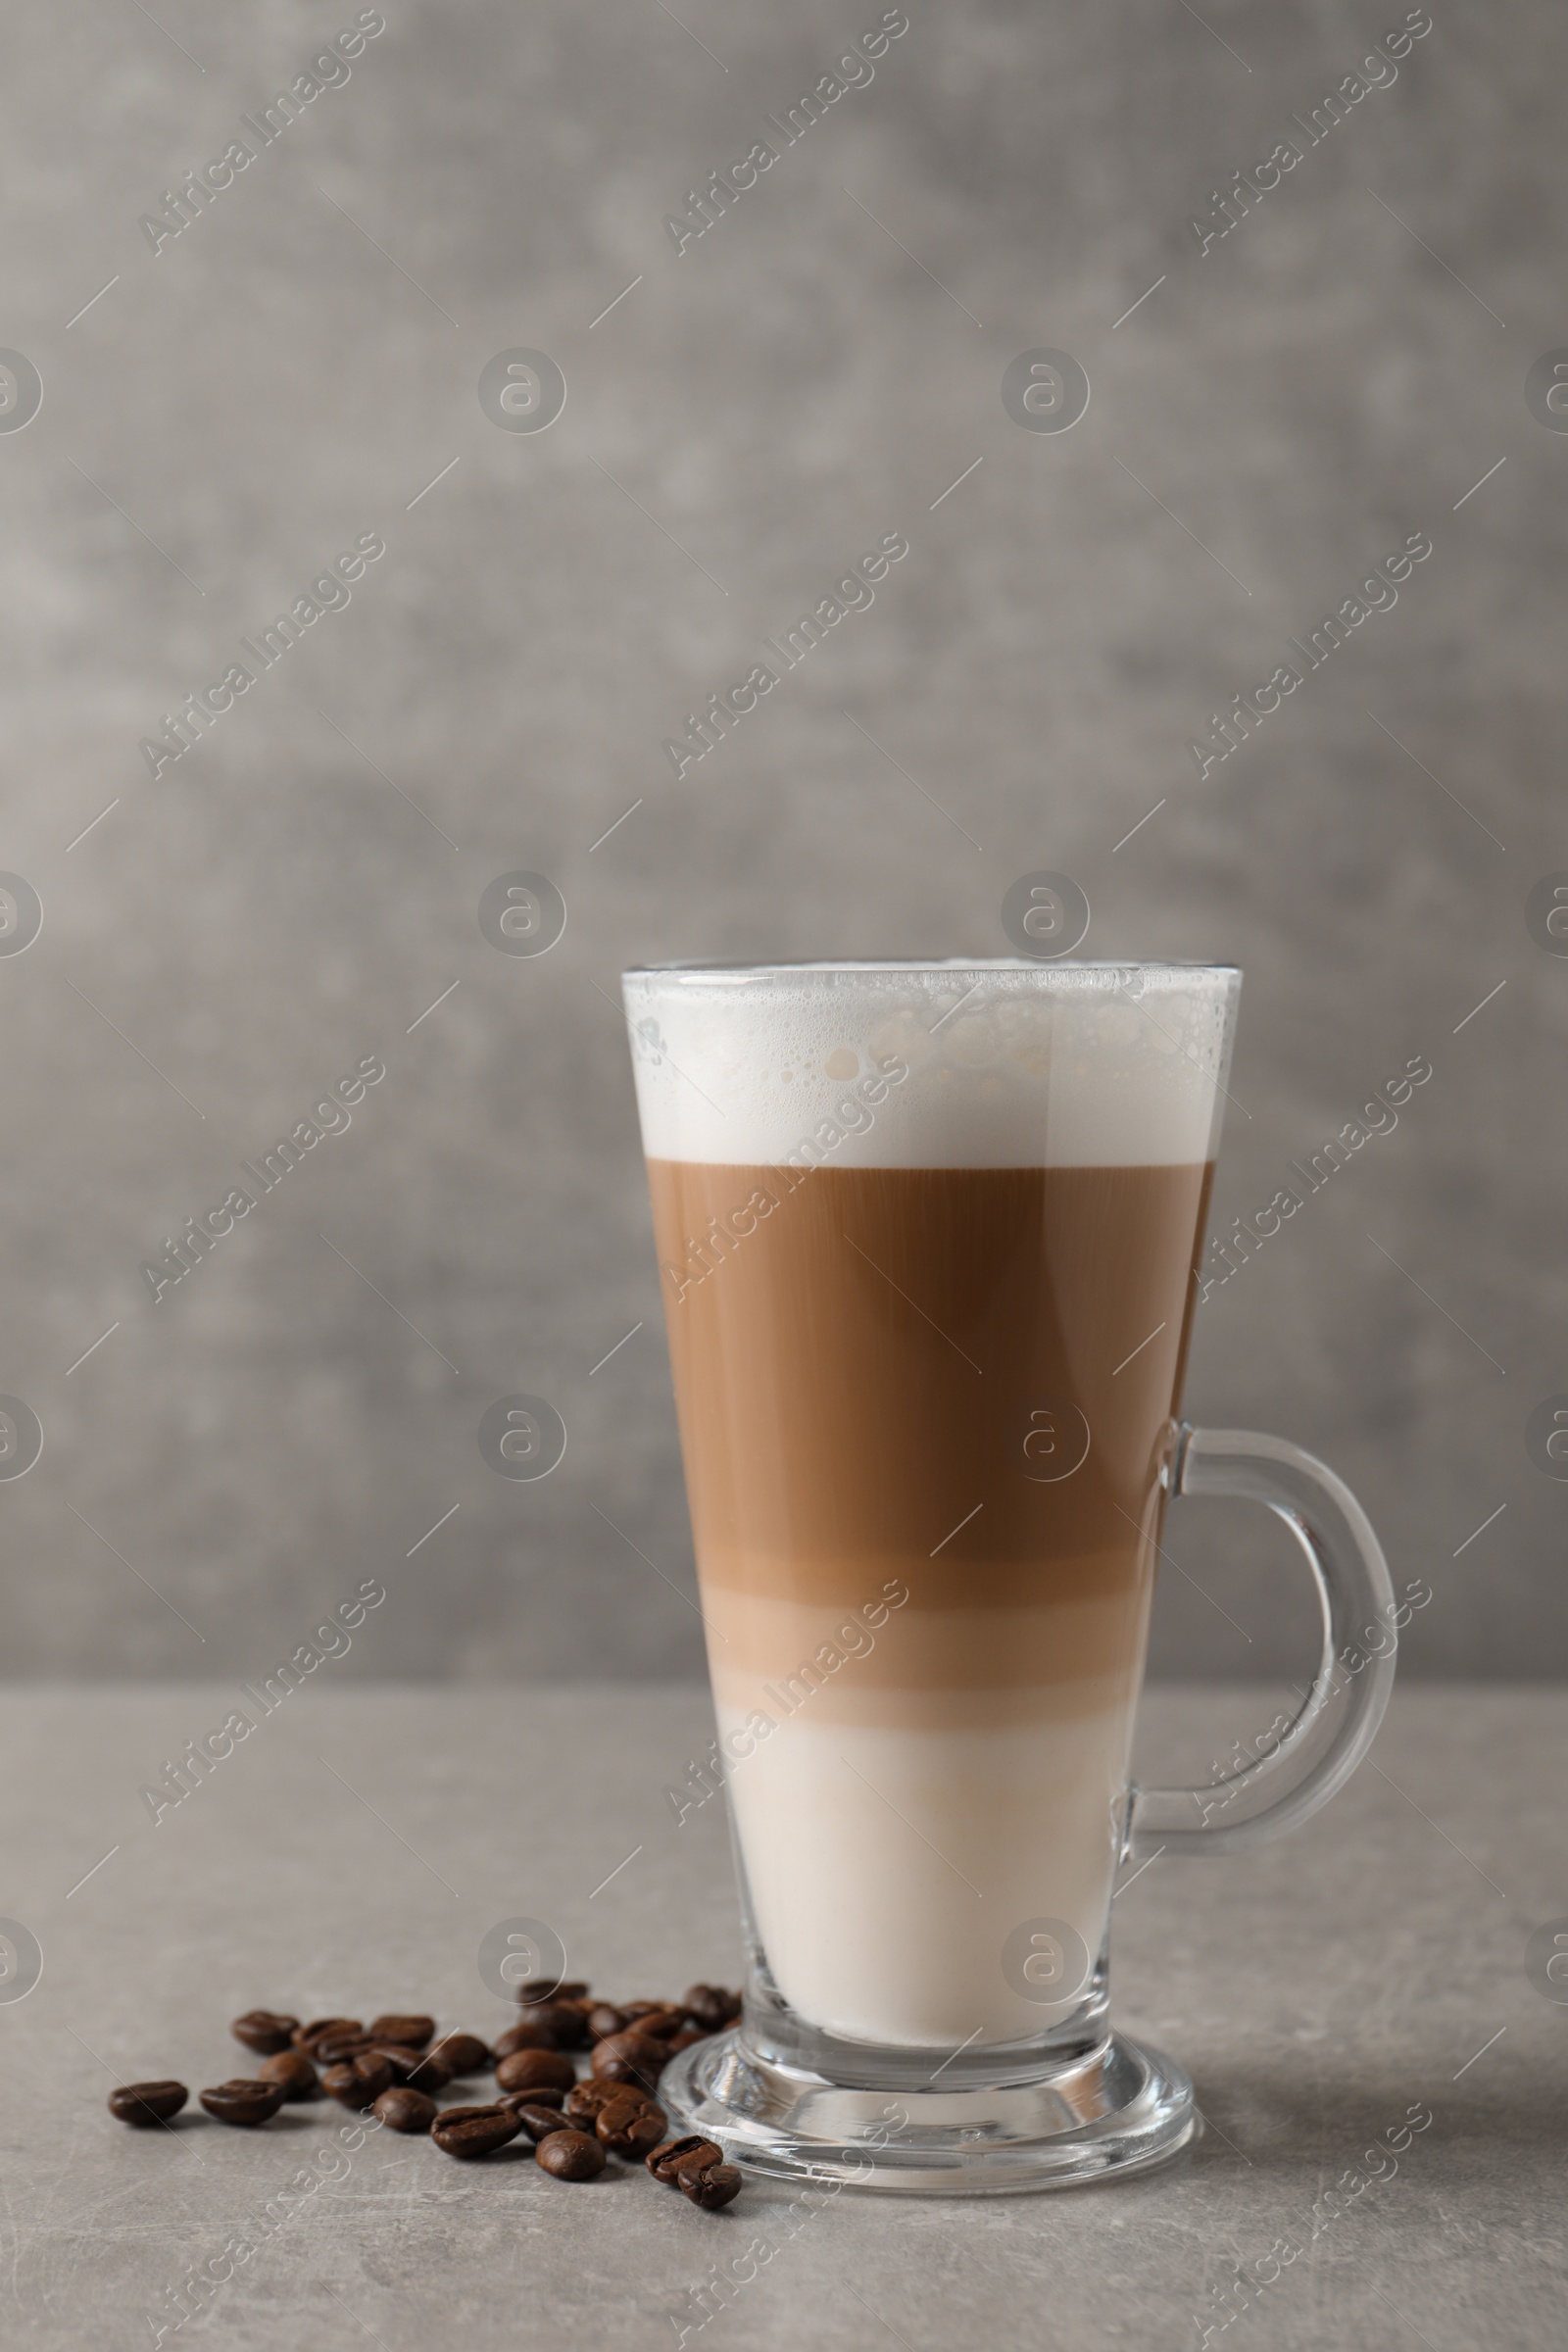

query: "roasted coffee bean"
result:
(257, 2048), (319, 2101)
(108, 2081), (188, 2127)
(322, 2054), (394, 2109)
(535, 2129), (605, 2180)
(492, 2019), (559, 2060)
(682, 1984), (740, 2032)
(505, 2100), (574, 2143)
(310, 2030), (376, 2067)
(498, 2084), (564, 2111)
(494, 2048), (575, 2096)
(590, 2032), (665, 2093)
(200, 2080), (286, 2127)
(564, 2078), (639, 2130)
(531, 1998), (591, 2051)
(678, 2155), (744, 2210)
(647, 2134), (723, 2186)
(372, 2086), (438, 2134)
(584, 2002), (629, 2042)
(295, 2024), (371, 2064)
(230, 2009), (299, 2056)
(625, 2006), (685, 2041)
(293, 2017), (362, 2052)
(596, 2092), (667, 2158)
(360, 2041), (424, 2082)
(668, 2031), (706, 2053)
(430, 2103), (522, 2160)
(427, 2032), (489, 2078)
(367, 2013), (435, 2050)
(404, 2050), (456, 2094)
(518, 1978), (589, 2007)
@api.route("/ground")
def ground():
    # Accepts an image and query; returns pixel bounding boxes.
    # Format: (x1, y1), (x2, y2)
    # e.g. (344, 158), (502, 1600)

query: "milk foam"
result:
(623, 961), (1238, 1168)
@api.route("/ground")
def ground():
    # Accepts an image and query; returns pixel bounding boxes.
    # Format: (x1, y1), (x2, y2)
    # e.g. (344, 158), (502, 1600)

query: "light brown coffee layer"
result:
(702, 1585), (1153, 1724)
(650, 1160), (1212, 1673)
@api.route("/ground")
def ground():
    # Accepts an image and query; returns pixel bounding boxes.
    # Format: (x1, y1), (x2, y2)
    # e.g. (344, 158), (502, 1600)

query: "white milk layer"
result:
(623, 960), (1238, 1169)
(718, 1700), (1135, 2047)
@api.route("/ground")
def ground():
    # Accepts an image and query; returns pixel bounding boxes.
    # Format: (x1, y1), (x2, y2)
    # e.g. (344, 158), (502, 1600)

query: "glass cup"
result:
(622, 959), (1395, 2192)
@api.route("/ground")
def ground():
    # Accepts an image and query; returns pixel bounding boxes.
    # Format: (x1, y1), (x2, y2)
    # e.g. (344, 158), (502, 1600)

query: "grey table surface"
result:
(1, 1683), (1562, 2350)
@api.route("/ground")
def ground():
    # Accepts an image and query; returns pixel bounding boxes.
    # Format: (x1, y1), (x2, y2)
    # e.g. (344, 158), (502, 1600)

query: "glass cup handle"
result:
(1125, 1424), (1397, 1859)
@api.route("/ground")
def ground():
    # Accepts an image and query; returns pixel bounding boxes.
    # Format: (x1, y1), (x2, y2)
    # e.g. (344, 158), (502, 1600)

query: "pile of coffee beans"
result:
(108, 1981), (744, 2211)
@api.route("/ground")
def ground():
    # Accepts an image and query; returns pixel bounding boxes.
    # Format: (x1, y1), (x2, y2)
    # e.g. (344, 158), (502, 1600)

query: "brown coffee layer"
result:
(649, 1159), (1213, 1623)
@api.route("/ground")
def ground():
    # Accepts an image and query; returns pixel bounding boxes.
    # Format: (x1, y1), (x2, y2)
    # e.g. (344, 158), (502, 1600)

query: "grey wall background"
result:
(1, 0), (1562, 1685)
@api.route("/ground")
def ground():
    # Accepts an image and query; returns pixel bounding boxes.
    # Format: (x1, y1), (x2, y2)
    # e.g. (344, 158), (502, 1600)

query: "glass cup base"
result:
(657, 2027), (1197, 2195)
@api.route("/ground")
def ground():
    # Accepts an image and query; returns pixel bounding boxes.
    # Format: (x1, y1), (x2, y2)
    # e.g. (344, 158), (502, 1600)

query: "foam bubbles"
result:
(622, 961), (1239, 1167)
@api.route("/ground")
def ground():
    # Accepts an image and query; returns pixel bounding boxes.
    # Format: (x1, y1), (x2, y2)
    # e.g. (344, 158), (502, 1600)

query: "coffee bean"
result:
(584, 2003), (628, 2042)
(536, 2130), (605, 2180)
(361, 2042), (424, 2082)
(108, 2081), (188, 2127)
(529, 1997), (591, 2050)
(667, 2031), (706, 2053)
(310, 2030), (376, 2067)
(372, 2086), (438, 2134)
(367, 2013), (435, 2050)
(682, 1984), (740, 2031)
(505, 2100), (574, 2143)
(293, 2017), (362, 2053)
(430, 2103), (522, 2160)
(322, 2054), (394, 2109)
(494, 2048), (575, 2096)
(596, 2092), (666, 2158)
(404, 2051), (456, 2094)
(625, 2006), (685, 2041)
(518, 1979), (589, 2007)
(647, 2134), (723, 2185)
(230, 2010), (299, 2056)
(491, 2019), (558, 2060)
(564, 2078), (639, 2130)
(427, 2033), (489, 2078)
(498, 2084), (564, 2111)
(590, 2032), (665, 2093)
(200, 2080), (286, 2127)
(677, 2155), (744, 2210)
(257, 2049), (319, 2101)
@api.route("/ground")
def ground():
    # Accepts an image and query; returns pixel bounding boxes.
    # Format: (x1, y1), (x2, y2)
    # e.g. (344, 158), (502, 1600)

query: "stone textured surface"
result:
(1, 1683), (1562, 2348)
(0, 2), (1563, 1678)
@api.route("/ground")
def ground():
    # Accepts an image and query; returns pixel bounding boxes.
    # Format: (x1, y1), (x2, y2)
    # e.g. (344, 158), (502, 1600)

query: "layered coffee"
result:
(626, 964), (1233, 2049)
